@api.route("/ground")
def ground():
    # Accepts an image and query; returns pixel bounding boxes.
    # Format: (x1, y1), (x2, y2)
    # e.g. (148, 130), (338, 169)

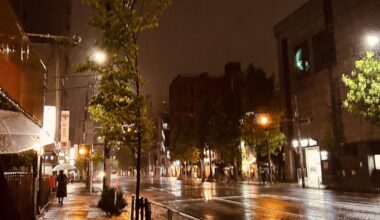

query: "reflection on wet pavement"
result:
(115, 177), (380, 220)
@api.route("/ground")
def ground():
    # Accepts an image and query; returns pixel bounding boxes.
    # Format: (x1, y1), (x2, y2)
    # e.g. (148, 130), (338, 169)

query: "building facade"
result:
(275, 0), (380, 191)
(169, 62), (248, 178)
(9, 0), (75, 166)
(169, 62), (243, 129)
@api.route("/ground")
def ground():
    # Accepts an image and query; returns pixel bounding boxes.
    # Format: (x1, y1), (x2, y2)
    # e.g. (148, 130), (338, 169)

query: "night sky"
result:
(138, 0), (306, 115)
(72, 0), (306, 116)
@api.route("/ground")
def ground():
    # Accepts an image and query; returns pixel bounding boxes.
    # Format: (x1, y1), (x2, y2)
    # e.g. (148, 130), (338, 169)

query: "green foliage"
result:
(241, 112), (286, 157)
(115, 146), (135, 170)
(342, 51), (380, 127)
(98, 187), (127, 216)
(170, 118), (201, 163)
(80, 0), (170, 161)
(206, 103), (241, 164)
(90, 149), (104, 169)
(75, 157), (88, 174)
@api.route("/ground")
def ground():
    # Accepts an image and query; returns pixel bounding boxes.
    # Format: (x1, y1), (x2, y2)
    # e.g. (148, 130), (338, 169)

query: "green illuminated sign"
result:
(294, 42), (310, 74)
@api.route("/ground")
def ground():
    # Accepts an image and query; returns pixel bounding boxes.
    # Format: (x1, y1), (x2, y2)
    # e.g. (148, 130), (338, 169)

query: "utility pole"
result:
(294, 96), (305, 188)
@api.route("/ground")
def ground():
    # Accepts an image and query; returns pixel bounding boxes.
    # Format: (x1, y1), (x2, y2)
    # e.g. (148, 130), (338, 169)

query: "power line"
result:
(45, 85), (88, 92)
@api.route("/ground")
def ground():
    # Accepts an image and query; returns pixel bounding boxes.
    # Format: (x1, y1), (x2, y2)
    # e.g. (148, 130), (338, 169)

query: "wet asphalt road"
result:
(111, 177), (380, 220)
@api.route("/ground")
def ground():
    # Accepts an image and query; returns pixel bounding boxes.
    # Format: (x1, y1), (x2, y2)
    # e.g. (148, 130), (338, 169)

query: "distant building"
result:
(275, 0), (380, 191)
(169, 62), (246, 177)
(169, 62), (243, 130)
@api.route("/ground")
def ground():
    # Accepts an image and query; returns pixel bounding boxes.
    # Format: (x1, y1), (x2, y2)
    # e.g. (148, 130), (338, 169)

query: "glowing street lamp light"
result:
(79, 147), (86, 156)
(365, 34), (379, 48)
(257, 114), (270, 127)
(259, 116), (268, 126)
(91, 49), (107, 65)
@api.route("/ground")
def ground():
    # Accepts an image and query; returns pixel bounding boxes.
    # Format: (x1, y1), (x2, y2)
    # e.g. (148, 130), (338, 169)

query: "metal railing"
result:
(4, 172), (34, 220)
(131, 195), (205, 220)
(149, 200), (205, 220)
(38, 175), (51, 211)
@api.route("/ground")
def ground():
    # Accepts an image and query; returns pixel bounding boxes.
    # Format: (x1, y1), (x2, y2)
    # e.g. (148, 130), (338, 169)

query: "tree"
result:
(115, 146), (135, 171)
(241, 113), (286, 157)
(82, 1), (170, 218)
(205, 99), (242, 180)
(170, 117), (201, 177)
(342, 51), (380, 127)
(241, 112), (286, 182)
(243, 65), (275, 112)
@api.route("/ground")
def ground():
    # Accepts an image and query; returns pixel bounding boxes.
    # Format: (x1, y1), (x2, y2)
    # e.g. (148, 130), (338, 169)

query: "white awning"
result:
(0, 110), (54, 154)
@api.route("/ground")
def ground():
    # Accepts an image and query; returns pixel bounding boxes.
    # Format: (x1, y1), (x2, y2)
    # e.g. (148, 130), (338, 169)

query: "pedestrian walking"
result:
(56, 170), (68, 205)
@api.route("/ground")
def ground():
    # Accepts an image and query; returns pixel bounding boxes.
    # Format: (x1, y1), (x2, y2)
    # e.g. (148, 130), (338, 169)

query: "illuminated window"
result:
(375, 154), (380, 170)
(294, 41), (310, 76)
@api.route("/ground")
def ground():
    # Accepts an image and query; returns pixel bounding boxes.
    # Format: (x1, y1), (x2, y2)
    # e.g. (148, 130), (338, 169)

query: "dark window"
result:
(294, 41), (310, 77)
(22, 10), (28, 20)
(312, 28), (336, 72)
(343, 145), (357, 156)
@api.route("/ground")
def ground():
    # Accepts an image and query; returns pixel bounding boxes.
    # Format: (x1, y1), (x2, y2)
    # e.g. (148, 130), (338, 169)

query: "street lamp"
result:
(79, 147), (86, 156)
(257, 114), (273, 184)
(84, 49), (107, 192)
(91, 49), (107, 65)
(79, 145), (90, 186)
(293, 96), (306, 188)
(258, 115), (269, 126)
(365, 34), (379, 48)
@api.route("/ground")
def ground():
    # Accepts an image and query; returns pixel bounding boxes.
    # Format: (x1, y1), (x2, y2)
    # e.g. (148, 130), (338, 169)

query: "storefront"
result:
(294, 138), (323, 188)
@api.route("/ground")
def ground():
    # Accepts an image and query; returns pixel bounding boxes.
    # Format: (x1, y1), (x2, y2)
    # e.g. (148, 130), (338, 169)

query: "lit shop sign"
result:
(292, 138), (318, 148)
(60, 111), (70, 142)
(0, 43), (16, 54)
(43, 106), (56, 140)
(0, 42), (30, 61)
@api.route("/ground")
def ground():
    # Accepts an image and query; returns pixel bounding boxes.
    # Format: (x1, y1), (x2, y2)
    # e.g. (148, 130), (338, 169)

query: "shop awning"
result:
(0, 110), (54, 154)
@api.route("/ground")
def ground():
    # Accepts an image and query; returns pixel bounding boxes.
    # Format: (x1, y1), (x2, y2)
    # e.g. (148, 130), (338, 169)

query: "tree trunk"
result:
(189, 162), (193, 178)
(234, 157), (239, 181)
(200, 158), (205, 182)
(208, 148), (213, 179)
(103, 138), (111, 190)
(268, 152), (272, 184)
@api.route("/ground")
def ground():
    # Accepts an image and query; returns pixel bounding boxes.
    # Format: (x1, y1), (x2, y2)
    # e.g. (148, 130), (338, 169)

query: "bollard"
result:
(131, 196), (135, 220)
(167, 208), (173, 220)
(144, 199), (151, 220)
(140, 198), (144, 220)
(145, 198), (151, 220)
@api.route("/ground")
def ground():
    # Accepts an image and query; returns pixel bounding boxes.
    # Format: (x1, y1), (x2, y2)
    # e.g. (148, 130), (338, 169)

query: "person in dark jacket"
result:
(56, 170), (68, 205)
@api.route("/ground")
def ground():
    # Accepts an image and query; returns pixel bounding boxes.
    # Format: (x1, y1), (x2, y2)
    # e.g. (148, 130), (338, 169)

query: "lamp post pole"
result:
(258, 114), (272, 184)
(294, 96), (305, 188)
(265, 129), (273, 184)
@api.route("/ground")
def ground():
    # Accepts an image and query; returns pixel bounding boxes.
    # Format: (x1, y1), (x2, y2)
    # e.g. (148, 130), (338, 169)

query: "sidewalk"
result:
(37, 182), (130, 220)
